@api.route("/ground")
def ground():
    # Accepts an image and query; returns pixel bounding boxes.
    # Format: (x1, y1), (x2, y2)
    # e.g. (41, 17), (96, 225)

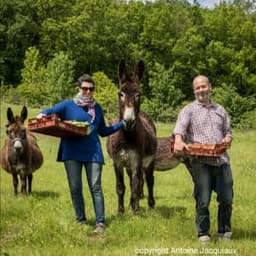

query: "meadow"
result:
(0, 104), (256, 256)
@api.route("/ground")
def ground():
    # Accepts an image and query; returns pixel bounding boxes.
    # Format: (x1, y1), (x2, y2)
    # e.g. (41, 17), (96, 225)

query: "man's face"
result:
(193, 77), (212, 103)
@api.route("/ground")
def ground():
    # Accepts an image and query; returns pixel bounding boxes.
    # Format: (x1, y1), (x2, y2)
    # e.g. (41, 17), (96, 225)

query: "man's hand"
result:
(222, 136), (232, 147)
(173, 134), (189, 156)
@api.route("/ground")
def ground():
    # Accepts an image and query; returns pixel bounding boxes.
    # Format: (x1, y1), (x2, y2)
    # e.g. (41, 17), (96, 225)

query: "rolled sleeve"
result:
(173, 106), (191, 137)
(223, 112), (232, 138)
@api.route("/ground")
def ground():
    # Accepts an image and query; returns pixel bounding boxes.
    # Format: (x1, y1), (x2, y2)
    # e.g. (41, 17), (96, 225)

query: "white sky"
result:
(189, 0), (223, 8)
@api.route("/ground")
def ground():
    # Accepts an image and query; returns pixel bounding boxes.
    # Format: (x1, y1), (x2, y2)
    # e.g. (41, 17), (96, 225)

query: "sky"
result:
(190, 0), (224, 8)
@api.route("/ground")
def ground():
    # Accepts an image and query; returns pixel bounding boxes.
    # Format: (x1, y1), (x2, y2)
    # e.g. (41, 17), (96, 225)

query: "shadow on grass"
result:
(30, 190), (60, 199)
(155, 206), (187, 219)
(106, 205), (188, 226)
(232, 228), (256, 240)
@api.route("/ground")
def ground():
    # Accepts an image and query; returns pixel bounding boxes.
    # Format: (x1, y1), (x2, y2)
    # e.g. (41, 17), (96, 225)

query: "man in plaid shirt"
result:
(173, 75), (233, 243)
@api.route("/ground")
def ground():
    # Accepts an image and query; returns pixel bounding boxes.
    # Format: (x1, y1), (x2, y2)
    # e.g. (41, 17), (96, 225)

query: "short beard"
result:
(196, 92), (211, 102)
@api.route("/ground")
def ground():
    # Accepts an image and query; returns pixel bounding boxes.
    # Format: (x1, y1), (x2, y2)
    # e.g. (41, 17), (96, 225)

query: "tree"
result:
(92, 71), (118, 118)
(18, 48), (75, 106)
(45, 52), (75, 104)
(170, 26), (208, 99)
(0, 0), (40, 84)
(212, 84), (256, 128)
(17, 47), (46, 106)
(142, 62), (185, 122)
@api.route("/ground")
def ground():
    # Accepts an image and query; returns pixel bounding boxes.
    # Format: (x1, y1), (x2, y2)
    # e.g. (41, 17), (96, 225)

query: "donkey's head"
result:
(6, 106), (28, 154)
(118, 59), (144, 131)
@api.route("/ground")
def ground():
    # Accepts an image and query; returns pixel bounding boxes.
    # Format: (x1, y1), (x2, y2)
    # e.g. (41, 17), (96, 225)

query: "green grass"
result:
(1, 104), (256, 256)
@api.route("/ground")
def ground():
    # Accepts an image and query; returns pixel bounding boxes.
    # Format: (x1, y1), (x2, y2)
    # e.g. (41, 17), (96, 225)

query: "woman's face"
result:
(79, 81), (95, 99)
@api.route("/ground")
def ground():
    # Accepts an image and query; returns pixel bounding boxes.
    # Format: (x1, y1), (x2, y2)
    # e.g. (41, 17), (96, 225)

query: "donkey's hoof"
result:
(118, 207), (125, 214)
(131, 203), (140, 213)
(148, 199), (155, 208)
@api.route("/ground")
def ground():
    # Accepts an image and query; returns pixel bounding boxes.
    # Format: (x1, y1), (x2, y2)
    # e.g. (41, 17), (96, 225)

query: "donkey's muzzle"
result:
(13, 139), (24, 153)
(123, 119), (136, 131)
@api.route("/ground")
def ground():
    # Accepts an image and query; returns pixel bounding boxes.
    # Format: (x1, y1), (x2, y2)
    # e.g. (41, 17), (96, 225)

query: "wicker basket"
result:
(28, 114), (88, 138)
(170, 141), (228, 157)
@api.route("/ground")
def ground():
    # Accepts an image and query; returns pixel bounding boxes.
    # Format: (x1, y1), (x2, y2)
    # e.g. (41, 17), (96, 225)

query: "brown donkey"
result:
(0, 106), (43, 195)
(107, 59), (157, 213)
(154, 136), (193, 180)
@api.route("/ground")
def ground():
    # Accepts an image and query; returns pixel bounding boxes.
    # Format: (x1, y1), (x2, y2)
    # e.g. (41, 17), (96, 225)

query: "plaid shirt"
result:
(173, 100), (232, 165)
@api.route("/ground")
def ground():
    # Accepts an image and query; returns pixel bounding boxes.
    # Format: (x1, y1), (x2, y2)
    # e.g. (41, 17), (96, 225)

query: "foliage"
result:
(17, 47), (46, 107)
(241, 110), (256, 129)
(16, 48), (75, 107)
(142, 62), (185, 122)
(212, 85), (256, 128)
(45, 51), (76, 104)
(0, 0), (40, 84)
(0, 84), (23, 105)
(1, 0), (256, 126)
(92, 71), (119, 118)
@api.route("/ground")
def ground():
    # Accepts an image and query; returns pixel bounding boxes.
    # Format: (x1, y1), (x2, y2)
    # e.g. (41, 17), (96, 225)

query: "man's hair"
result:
(192, 75), (210, 86)
(78, 74), (95, 87)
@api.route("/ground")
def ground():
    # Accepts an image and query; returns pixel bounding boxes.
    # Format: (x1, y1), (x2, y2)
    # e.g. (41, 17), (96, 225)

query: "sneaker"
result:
(93, 223), (105, 235)
(217, 232), (232, 242)
(199, 235), (211, 243)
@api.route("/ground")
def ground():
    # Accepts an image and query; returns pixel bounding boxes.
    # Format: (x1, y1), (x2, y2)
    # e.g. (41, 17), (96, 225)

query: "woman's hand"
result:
(36, 113), (46, 119)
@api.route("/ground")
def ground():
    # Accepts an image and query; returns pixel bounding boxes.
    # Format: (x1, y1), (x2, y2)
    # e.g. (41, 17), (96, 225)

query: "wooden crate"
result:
(170, 141), (228, 157)
(28, 114), (88, 138)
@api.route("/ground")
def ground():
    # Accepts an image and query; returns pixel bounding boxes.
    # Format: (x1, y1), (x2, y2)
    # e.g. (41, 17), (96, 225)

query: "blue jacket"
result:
(41, 99), (123, 164)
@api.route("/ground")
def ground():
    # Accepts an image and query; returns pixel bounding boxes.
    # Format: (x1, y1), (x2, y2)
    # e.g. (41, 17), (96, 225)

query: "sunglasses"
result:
(80, 87), (94, 92)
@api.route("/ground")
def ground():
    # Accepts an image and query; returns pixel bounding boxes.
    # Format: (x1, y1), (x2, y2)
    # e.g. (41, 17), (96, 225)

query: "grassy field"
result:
(0, 104), (256, 256)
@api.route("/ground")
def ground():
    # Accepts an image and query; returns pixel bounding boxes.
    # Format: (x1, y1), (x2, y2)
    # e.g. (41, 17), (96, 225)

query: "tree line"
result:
(1, 0), (256, 127)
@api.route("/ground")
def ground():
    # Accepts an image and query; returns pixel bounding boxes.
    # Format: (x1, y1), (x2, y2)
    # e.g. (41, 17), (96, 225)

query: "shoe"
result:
(93, 223), (105, 234)
(217, 232), (232, 241)
(199, 235), (211, 243)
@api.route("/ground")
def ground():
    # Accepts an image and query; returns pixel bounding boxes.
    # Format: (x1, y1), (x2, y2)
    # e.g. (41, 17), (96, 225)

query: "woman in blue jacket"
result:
(37, 74), (123, 234)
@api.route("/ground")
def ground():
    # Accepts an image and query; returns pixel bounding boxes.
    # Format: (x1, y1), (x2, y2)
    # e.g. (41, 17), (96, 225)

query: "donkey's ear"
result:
(118, 59), (127, 84)
(20, 106), (28, 123)
(135, 60), (144, 82)
(7, 108), (15, 123)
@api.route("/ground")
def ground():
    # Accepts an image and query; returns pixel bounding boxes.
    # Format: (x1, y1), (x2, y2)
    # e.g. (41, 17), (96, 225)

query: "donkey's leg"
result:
(145, 162), (155, 208)
(20, 173), (27, 195)
(12, 174), (19, 195)
(130, 168), (141, 213)
(114, 164), (125, 214)
(27, 173), (33, 194)
(127, 169), (134, 208)
(128, 169), (144, 209)
(138, 171), (144, 199)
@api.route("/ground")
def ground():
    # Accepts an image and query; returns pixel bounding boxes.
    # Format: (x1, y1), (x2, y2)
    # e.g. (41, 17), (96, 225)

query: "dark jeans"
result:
(64, 161), (105, 225)
(190, 160), (233, 236)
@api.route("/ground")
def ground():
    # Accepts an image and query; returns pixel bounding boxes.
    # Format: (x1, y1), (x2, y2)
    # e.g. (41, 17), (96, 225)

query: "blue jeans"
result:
(190, 160), (233, 236)
(64, 161), (105, 225)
